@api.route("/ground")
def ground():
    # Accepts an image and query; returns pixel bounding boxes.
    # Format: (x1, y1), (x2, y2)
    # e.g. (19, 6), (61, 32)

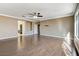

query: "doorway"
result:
(37, 22), (40, 36)
(19, 24), (23, 34)
(18, 21), (25, 49)
(18, 21), (25, 35)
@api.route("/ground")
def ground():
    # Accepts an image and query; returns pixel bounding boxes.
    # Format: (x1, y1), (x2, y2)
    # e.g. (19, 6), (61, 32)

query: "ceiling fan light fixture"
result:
(33, 16), (37, 19)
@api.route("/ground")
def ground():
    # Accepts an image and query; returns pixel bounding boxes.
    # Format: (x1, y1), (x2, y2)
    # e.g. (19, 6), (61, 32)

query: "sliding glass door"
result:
(75, 12), (79, 39)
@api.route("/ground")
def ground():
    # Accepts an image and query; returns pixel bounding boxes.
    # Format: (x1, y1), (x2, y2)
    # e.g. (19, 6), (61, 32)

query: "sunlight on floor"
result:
(17, 34), (25, 50)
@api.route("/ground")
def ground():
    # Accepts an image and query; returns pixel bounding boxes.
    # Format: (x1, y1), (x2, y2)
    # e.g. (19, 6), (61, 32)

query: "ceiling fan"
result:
(22, 12), (43, 19)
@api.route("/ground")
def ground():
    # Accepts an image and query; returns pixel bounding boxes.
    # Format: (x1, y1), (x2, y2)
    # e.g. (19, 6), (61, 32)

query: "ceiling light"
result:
(33, 16), (37, 19)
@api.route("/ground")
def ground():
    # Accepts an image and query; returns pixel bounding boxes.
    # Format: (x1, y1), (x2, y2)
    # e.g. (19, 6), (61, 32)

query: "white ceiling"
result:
(0, 3), (77, 22)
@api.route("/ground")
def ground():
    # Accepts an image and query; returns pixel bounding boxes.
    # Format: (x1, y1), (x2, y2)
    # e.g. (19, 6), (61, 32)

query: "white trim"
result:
(40, 14), (73, 22)
(0, 34), (74, 40)
(0, 14), (33, 22)
(0, 13), (74, 22)
(0, 14), (21, 20)
(24, 34), (65, 39)
(23, 34), (38, 36)
(0, 34), (37, 40)
(40, 34), (64, 39)
(0, 36), (17, 40)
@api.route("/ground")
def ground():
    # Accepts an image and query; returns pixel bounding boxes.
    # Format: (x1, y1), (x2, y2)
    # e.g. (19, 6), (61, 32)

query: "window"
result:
(75, 12), (79, 38)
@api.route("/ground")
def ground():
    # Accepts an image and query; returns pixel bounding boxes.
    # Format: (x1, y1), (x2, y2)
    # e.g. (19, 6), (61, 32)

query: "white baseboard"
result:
(0, 36), (17, 40)
(23, 34), (37, 36)
(40, 34), (64, 39)
(0, 34), (64, 40)
(0, 34), (36, 40)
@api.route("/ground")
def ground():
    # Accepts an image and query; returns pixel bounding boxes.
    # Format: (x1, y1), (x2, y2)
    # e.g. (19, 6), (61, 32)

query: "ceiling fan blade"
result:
(22, 12), (43, 19)
(37, 14), (43, 17)
(22, 15), (33, 18)
(37, 13), (43, 17)
(28, 13), (34, 16)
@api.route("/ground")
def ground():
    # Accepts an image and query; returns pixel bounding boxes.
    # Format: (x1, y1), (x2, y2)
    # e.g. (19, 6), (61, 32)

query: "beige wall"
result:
(0, 16), (37, 40)
(0, 16), (18, 40)
(0, 15), (74, 40)
(40, 16), (74, 38)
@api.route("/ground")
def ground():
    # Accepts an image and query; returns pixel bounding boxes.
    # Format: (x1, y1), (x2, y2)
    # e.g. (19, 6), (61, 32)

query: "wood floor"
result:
(0, 35), (65, 56)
